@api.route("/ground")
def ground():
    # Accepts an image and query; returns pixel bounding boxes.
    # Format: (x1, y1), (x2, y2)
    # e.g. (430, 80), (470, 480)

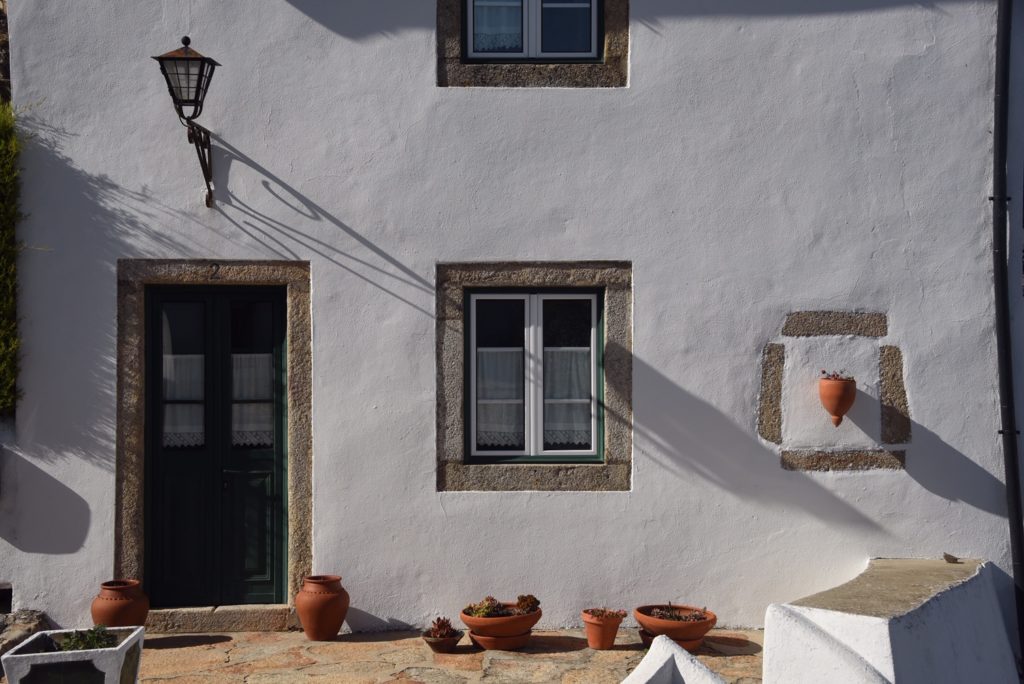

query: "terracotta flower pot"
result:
(459, 604), (542, 637)
(295, 575), (350, 641)
(638, 628), (703, 652)
(633, 605), (716, 644)
(581, 609), (624, 650)
(819, 378), (857, 426)
(468, 630), (532, 651)
(422, 630), (464, 654)
(90, 579), (149, 628)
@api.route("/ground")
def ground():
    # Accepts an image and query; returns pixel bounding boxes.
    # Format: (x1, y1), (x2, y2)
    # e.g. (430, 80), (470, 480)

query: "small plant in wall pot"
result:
(819, 369), (857, 427)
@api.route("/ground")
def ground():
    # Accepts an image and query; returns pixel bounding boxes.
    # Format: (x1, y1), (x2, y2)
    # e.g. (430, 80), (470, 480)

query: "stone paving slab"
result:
(1, 628), (762, 683)
(121, 628), (762, 683)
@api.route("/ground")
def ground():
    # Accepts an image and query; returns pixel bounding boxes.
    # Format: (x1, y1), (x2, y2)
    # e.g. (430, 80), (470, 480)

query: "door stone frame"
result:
(115, 259), (312, 631)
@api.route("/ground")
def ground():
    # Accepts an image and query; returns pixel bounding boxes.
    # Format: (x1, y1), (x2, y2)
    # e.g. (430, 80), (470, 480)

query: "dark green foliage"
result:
(0, 102), (19, 416)
(60, 625), (118, 651)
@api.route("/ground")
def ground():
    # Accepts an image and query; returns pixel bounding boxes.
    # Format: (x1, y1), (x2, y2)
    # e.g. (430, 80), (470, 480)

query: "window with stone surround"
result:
(436, 262), (632, 491)
(436, 0), (629, 87)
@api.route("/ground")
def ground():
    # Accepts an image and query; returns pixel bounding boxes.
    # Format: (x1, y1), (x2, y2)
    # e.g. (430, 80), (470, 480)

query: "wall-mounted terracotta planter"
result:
(819, 378), (857, 426)
(295, 575), (350, 641)
(90, 579), (149, 627)
(581, 609), (624, 650)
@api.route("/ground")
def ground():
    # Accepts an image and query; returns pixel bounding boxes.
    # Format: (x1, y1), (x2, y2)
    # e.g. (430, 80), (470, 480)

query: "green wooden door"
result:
(145, 287), (287, 608)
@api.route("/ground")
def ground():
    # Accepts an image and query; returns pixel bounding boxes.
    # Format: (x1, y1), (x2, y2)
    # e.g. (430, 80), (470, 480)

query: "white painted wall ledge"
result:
(762, 558), (1017, 684)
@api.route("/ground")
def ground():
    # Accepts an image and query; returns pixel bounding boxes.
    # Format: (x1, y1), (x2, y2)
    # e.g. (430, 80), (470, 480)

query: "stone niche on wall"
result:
(757, 312), (911, 471)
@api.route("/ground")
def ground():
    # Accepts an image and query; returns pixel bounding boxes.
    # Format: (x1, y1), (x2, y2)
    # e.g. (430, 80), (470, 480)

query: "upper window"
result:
(469, 291), (601, 462)
(467, 0), (599, 60)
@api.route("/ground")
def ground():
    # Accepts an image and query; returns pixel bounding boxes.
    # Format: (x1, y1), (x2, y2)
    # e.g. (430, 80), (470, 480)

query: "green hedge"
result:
(0, 102), (19, 416)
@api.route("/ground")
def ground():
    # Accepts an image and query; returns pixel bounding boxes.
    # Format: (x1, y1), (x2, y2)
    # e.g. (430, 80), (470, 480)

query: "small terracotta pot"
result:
(90, 579), (149, 627)
(581, 610), (624, 650)
(460, 604), (542, 637)
(633, 605), (716, 643)
(295, 575), (350, 641)
(422, 630), (464, 654)
(468, 630), (532, 651)
(819, 378), (856, 426)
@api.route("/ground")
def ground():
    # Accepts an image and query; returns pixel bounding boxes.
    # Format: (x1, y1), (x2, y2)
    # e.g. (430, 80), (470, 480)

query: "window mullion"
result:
(528, 0), (540, 58)
(528, 294), (539, 455)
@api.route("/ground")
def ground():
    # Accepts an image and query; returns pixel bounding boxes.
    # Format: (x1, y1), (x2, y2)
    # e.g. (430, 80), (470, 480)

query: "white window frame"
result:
(466, 0), (599, 60)
(469, 292), (598, 459)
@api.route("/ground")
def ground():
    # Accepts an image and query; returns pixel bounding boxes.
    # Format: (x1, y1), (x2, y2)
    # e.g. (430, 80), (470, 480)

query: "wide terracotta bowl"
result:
(638, 628), (703, 652)
(634, 605), (716, 641)
(460, 604), (542, 637)
(468, 630), (532, 651)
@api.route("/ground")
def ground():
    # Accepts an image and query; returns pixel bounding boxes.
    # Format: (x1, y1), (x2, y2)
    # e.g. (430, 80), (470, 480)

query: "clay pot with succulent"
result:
(634, 603), (717, 651)
(422, 617), (464, 653)
(819, 370), (857, 427)
(460, 595), (542, 651)
(581, 607), (626, 650)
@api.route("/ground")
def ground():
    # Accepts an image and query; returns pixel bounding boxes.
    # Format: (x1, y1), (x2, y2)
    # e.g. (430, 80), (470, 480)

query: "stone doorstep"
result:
(146, 604), (301, 633)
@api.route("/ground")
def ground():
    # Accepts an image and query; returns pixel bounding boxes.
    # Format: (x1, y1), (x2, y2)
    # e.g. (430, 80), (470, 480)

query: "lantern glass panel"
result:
(166, 58), (201, 104)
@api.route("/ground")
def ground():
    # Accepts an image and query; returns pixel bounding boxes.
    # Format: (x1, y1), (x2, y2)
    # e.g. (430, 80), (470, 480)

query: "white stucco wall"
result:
(0, 0), (1013, 634)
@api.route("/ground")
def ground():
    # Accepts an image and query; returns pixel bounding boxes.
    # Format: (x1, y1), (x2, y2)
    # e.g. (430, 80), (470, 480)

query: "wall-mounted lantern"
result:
(152, 36), (220, 207)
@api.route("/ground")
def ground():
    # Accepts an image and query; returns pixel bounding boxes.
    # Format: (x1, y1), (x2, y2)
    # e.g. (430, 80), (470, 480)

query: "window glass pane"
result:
(543, 298), (592, 450)
(543, 299), (591, 347)
(161, 303), (205, 448)
(475, 299), (525, 451)
(163, 404), (204, 448)
(474, 0), (524, 53)
(476, 299), (525, 347)
(231, 301), (275, 449)
(541, 0), (592, 53)
(543, 402), (592, 450)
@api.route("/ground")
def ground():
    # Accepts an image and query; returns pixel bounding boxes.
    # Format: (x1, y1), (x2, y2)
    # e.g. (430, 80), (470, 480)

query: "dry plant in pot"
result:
(581, 607), (626, 650)
(422, 617), (464, 653)
(460, 595), (541, 651)
(634, 603), (717, 651)
(819, 370), (856, 427)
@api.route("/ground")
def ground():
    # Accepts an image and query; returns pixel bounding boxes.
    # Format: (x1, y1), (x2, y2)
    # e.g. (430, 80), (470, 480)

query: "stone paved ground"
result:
(130, 628), (763, 683)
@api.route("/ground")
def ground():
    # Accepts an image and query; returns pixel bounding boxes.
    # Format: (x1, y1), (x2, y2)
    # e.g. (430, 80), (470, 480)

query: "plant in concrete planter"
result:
(581, 607), (626, 650)
(819, 370), (857, 427)
(634, 604), (716, 651)
(422, 617), (464, 653)
(1, 625), (144, 683)
(460, 595), (542, 651)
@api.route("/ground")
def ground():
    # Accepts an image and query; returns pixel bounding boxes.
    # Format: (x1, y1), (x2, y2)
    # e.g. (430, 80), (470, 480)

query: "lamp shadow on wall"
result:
(208, 135), (434, 318)
(0, 455), (90, 553)
(851, 392), (1007, 518)
(616, 347), (885, 532)
(11, 116), (197, 473)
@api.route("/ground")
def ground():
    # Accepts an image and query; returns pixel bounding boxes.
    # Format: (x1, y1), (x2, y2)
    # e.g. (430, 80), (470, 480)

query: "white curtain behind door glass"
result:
(232, 353), (274, 448)
(474, 0), (523, 52)
(476, 349), (524, 448)
(162, 354), (204, 448)
(543, 349), (591, 448)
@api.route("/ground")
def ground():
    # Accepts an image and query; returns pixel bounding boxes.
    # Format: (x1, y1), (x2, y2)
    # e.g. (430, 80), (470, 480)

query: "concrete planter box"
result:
(1, 626), (144, 683)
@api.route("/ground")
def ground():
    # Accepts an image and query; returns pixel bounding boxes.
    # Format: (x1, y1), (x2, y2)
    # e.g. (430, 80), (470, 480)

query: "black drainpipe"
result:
(993, 0), (1024, 671)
